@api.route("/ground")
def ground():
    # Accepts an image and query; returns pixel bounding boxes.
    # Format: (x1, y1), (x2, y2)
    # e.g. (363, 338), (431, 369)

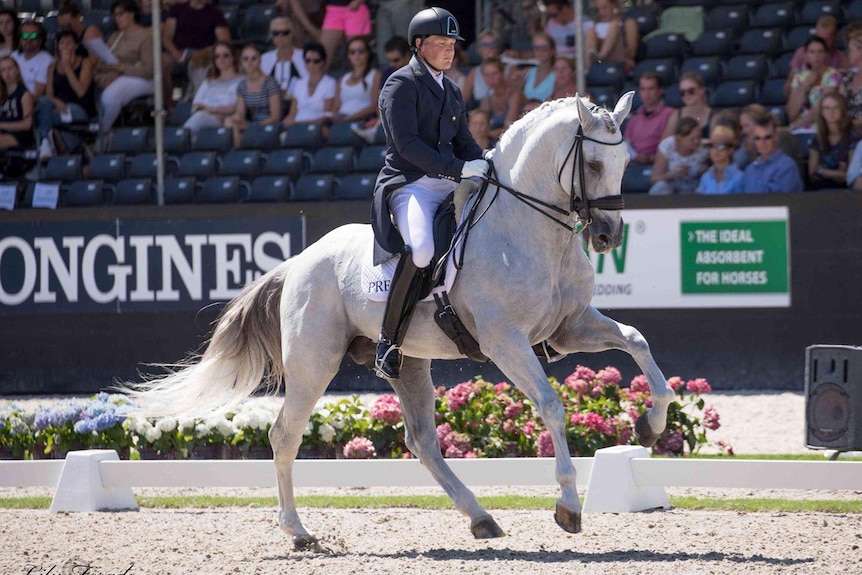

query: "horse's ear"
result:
(575, 95), (596, 132)
(611, 91), (635, 126)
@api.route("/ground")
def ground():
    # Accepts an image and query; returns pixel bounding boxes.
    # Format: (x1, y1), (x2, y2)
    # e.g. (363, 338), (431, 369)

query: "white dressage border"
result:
(2, 446), (861, 514)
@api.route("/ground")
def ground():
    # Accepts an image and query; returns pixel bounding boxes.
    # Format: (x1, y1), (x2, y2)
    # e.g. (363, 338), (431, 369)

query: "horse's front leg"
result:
(482, 334), (583, 534)
(552, 306), (675, 447)
(389, 358), (505, 539)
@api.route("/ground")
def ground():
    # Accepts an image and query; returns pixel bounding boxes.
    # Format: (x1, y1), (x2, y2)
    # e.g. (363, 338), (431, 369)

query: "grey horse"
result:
(123, 92), (675, 550)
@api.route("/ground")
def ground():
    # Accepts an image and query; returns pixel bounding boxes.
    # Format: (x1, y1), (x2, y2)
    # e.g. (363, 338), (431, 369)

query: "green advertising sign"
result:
(680, 221), (789, 294)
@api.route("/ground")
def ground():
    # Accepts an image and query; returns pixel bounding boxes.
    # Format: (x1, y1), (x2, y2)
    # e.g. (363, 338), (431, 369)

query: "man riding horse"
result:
(370, 7), (489, 379)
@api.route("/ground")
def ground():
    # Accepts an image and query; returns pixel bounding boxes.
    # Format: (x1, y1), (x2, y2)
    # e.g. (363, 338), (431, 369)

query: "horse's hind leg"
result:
(390, 358), (505, 539)
(553, 306), (675, 447)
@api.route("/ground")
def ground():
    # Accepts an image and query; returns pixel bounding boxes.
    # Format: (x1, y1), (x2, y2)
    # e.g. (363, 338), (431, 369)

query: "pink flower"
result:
(504, 400), (524, 419)
(445, 382), (473, 410)
(502, 419), (517, 435)
(654, 430), (684, 455)
(668, 376), (684, 392)
(494, 382), (511, 395)
(445, 444), (465, 458)
(464, 450), (478, 458)
(591, 385), (604, 398)
(702, 405), (720, 430)
(597, 366), (622, 385)
(686, 378), (712, 394)
(717, 440), (734, 456)
(484, 413), (500, 426)
(565, 378), (590, 395)
(434, 385), (447, 398)
(572, 365), (596, 382)
(370, 394), (402, 425)
(629, 374), (650, 393)
(342, 436), (376, 459)
(436, 422), (453, 449)
(537, 430), (554, 457)
(522, 420), (536, 436)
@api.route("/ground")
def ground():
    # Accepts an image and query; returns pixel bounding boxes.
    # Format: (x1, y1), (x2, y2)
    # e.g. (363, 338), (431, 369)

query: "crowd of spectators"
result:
(1, 0), (862, 196)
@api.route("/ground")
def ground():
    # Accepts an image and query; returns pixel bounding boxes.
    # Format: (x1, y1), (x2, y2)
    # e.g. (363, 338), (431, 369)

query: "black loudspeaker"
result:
(805, 345), (862, 450)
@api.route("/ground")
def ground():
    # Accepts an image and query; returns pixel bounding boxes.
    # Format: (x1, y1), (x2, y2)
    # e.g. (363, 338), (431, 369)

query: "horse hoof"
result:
(554, 502), (582, 534)
(293, 534), (321, 552)
(470, 515), (505, 539)
(635, 414), (658, 448)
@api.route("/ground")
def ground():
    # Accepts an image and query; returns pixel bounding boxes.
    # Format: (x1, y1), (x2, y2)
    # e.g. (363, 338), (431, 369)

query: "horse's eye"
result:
(587, 161), (602, 173)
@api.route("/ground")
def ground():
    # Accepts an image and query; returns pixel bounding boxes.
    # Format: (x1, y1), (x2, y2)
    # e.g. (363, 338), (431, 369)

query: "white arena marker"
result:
(582, 445), (670, 513)
(49, 450), (138, 513)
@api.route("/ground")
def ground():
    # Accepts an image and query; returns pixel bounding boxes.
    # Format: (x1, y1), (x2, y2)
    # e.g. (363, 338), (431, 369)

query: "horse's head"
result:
(571, 92), (634, 253)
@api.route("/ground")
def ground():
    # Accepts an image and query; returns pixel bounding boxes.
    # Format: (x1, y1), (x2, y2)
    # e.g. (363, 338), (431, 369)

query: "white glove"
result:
(461, 159), (490, 179)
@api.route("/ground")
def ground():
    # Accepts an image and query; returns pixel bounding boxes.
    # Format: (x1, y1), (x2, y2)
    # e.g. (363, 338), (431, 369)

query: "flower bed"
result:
(0, 366), (731, 460)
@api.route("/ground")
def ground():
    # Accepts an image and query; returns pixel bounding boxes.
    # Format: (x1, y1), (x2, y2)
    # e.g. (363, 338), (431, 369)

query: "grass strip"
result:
(3, 494), (861, 514)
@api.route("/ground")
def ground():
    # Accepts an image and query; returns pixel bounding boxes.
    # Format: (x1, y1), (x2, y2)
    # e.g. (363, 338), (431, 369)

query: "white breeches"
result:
(99, 76), (155, 133)
(388, 176), (458, 268)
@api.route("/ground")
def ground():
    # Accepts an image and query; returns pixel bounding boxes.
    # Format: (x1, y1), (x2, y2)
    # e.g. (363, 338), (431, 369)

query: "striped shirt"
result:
(238, 76), (280, 123)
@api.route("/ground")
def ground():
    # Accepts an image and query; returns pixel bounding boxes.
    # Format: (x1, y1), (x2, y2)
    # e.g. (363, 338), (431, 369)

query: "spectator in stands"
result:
(375, 0), (424, 66)
(0, 55), (34, 151)
(163, 0), (231, 102)
(521, 32), (556, 104)
(735, 104), (770, 169)
(623, 72), (674, 165)
(839, 23), (862, 132)
(262, 18), (307, 103)
(0, 8), (20, 59)
(281, 42), (335, 131)
(787, 36), (841, 134)
(13, 21), (57, 159)
(42, 30), (97, 156)
(333, 36), (380, 124)
(648, 117), (708, 195)
(784, 15), (846, 97)
(697, 125), (742, 195)
(662, 72), (714, 140)
(468, 107), (495, 150)
(462, 29), (504, 108)
(226, 43), (282, 148)
(584, 0), (631, 72)
(550, 56), (577, 100)
(543, 0), (577, 60)
(478, 57), (520, 140)
(847, 139), (862, 189)
(184, 41), (242, 142)
(444, 44), (468, 91)
(94, 0), (154, 137)
(304, 0), (372, 72)
(741, 114), (803, 193)
(380, 35), (410, 84)
(56, 2), (106, 65)
(808, 92), (858, 190)
(276, 0), (324, 50)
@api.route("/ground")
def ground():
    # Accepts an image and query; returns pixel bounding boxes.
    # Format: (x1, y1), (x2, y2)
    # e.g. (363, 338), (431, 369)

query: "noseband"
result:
(486, 124), (625, 233)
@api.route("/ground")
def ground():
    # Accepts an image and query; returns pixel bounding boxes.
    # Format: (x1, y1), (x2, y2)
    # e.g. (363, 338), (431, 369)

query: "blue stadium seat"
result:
(723, 55), (770, 81)
(241, 4), (279, 44)
(262, 148), (308, 178)
(243, 175), (292, 202)
(680, 57), (723, 87)
(739, 28), (784, 56)
(164, 177), (197, 204)
(760, 78), (788, 106)
(327, 121), (365, 148)
(784, 25), (816, 53)
(87, 153), (126, 183)
(193, 126), (233, 153)
(281, 123), (324, 149)
(771, 52), (794, 79)
(848, 0), (862, 22)
(587, 86), (617, 109)
(626, 5), (660, 37)
(176, 151), (219, 179)
(63, 180), (105, 206)
(168, 101), (193, 126)
(293, 174), (336, 201)
(82, 10), (115, 37)
(704, 6), (749, 37)
(163, 127), (191, 156)
(107, 127), (150, 154)
(111, 178), (153, 205)
(45, 155), (83, 182)
(309, 146), (355, 176)
(622, 164), (653, 194)
(336, 173), (375, 200)
(355, 145), (386, 173)
(663, 84), (683, 108)
(798, 0), (843, 26)
(220, 149), (262, 179)
(197, 176), (241, 203)
(690, 29), (735, 58)
(641, 33), (688, 62)
(127, 152), (159, 179)
(240, 123), (281, 150)
(586, 61), (627, 90)
(632, 58), (677, 89)
(752, 2), (796, 29)
(709, 80), (758, 108)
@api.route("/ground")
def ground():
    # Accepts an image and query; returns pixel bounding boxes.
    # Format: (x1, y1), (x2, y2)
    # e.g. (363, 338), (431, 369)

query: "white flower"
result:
(178, 417), (196, 432)
(330, 414), (346, 430)
(156, 417), (177, 433)
(303, 421), (313, 437)
(144, 427), (162, 444)
(319, 423), (335, 444)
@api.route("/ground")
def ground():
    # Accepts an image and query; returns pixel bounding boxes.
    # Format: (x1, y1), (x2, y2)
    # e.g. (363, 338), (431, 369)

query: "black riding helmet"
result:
(407, 7), (464, 51)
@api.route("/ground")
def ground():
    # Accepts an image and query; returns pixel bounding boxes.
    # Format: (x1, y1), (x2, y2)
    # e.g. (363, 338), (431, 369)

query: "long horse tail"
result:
(121, 261), (288, 418)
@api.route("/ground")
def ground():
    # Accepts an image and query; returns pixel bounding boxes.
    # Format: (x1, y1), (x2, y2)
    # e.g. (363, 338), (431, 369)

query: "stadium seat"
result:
(107, 127), (150, 154)
(704, 6), (749, 37)
(163, 177), (197, 204)
(243, 175), (292, 202)
(771, 52), (794, 79)
(690, 29), (735, 58)
(293, 174), (336, 201)
(45, 155), (83, 182)
(752, 2), (796, 29)
(168, 101), (193, 126)
(641, 33), (688, 62)
(327, 121), (365, 148)
(632, 58), (677, 89)
(87, 153), (126, 183)
(709, 80), (758, 108)
(111, 178), (153, 205)
(240, 123), (281, 150)
(849, 0), (862, 22)
(262, 148), (308, 178)
(309, 146), (355, 176)
(335, 172), (375, 200)
(723, 54), (770, 81)
(177, 151), (219, 179)
(587, 86), (617, 109)
(784, 25), (816, 53)
(162, 127), (191, 156)
(663, 84), (683, 108)
(82, 10), (115, 37)
(798, 0), (843, 26)
(63, 180), (105, 206)
(218, 5), (240, 38)
(281, 123), (324, 149)
(355, 145), (386, 173)
(127, 152), (159, 179)
(198, 176), (241, 203)
(241, 4), (279, 44)
(739, 28), (784, 56)
(622, 164), (653, 194)
(220, 149), (262, 181)
(193, 126), (233, 153)
(760, 78), (788, 106)
(586, 61), (627, 90)
(626, 5), (660, 37)
(680, 57), (723, 87)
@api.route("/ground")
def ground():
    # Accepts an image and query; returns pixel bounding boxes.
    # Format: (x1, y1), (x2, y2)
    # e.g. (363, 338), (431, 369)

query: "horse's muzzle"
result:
(587, 216), (623, 253)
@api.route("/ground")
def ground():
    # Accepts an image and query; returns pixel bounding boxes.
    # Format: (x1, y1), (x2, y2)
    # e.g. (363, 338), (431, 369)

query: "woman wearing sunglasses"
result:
(661, 72), (714, 141)
(281, 42), (335, 131)
(649, 116), (709, 195)
(262, 18), (306, 102)
(697, 125), (743, 195)
(226, 43), (282, 148)
(332, 36), (380, 124)
(184, 41), (242, 142)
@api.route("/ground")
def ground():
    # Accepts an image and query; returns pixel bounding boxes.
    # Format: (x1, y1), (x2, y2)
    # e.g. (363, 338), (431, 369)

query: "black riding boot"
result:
(376, 247), (425, 379)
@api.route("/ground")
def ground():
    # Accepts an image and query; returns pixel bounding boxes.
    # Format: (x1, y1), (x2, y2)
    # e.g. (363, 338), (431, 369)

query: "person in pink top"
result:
(623, 72), (675, 165)
(784, 15), (846, 97)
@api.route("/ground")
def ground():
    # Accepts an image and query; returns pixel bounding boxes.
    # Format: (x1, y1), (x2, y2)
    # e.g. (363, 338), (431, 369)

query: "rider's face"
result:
(418, 36), (456, 71)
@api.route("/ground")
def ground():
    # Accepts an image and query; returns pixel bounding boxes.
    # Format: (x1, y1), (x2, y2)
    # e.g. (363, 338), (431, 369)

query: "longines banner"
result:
(0, 216), (304, 314)
(589, 206), (790, 309)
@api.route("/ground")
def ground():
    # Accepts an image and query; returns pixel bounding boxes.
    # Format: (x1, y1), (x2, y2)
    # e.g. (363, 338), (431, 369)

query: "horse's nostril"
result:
(598, 234), (611, 245)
